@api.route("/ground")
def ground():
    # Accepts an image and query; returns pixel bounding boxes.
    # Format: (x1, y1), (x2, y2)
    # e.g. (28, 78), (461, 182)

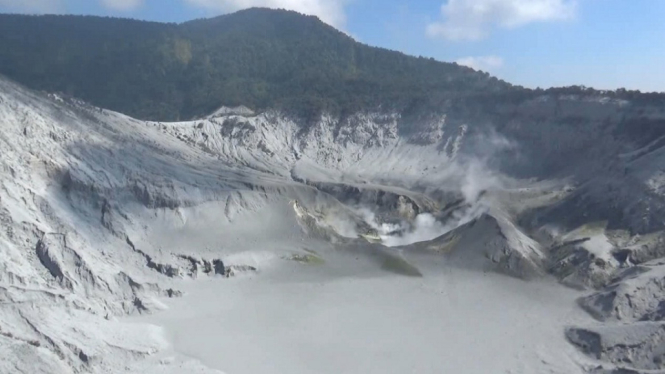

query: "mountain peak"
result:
(0, 10), (502, 121)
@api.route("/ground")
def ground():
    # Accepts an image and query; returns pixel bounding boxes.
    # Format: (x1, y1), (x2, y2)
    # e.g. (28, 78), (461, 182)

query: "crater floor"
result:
(140, 204), (592, 374)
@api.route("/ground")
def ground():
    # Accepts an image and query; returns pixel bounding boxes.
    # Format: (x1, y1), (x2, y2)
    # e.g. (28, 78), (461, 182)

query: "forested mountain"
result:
(0, 8), (513, 121)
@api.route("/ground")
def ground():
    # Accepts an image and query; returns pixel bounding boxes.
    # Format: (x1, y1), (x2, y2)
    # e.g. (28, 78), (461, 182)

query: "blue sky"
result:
(1, 0), (664, 92)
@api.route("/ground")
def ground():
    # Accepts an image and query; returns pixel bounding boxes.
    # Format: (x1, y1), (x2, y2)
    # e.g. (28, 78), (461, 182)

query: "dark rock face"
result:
(213, 259), (225, 275)
(547, 238), (617, 290)
(566, 328), (603, 359)
(36, 236), (67, 283)
(224, 265), (258, 278)
(579, 270), (665, 322)
(177, 255), (227, 277)
(589, 367), (649, 374)
(567, 324), (665, 371)
(408, 214), (544, 280)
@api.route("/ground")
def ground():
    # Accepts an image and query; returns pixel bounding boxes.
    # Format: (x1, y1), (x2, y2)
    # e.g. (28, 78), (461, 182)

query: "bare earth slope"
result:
(1, 75), (665, 373)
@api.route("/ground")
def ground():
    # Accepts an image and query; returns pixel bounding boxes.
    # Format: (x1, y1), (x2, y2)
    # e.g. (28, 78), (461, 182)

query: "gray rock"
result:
(567, 323), (665, 371)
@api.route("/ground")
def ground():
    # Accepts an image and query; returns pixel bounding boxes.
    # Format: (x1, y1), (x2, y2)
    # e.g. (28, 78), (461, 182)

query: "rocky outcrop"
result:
(589, 368), (665, 374)
(224, 265), (258, 278)
(126, 237), (181, 278)
(35, 234), (99, 292)
(569, 252), (665, 372)
(412, 214), (545, 279)
(303, 182), (435, 221)
(579, 264), (665, 322)
(547, 238), (619, 290)
(567, 323), (665, 371)
(176, 255), (230, 277)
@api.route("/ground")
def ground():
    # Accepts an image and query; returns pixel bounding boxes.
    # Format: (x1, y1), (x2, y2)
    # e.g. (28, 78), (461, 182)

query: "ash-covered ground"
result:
(2, 76), (665, 373)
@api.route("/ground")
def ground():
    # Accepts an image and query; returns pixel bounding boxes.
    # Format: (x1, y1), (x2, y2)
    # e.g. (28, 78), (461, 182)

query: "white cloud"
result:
(101, 0), (144, 11)
(0, 0), (63, 13)
(427, 0), (577, 41)
(456, 55), (504, 71)
(184, 0), (348, 28)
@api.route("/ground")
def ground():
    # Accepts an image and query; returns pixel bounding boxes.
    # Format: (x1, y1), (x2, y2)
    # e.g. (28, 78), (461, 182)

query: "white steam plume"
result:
(358, 129), (515, 247)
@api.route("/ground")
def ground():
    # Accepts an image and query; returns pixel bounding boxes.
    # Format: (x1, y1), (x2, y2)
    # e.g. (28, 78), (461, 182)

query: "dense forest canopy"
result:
(0, 8), (513, 121)
(0, 8), (662, 121)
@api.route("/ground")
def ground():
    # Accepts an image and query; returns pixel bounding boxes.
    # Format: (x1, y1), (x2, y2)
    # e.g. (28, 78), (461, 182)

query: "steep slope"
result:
(0, 8), (508, 121)
(407, 213), (546, 279)
(0, 74), (531, 373)
(0, 76), (256, 373)
(3, 70), (665, 372)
